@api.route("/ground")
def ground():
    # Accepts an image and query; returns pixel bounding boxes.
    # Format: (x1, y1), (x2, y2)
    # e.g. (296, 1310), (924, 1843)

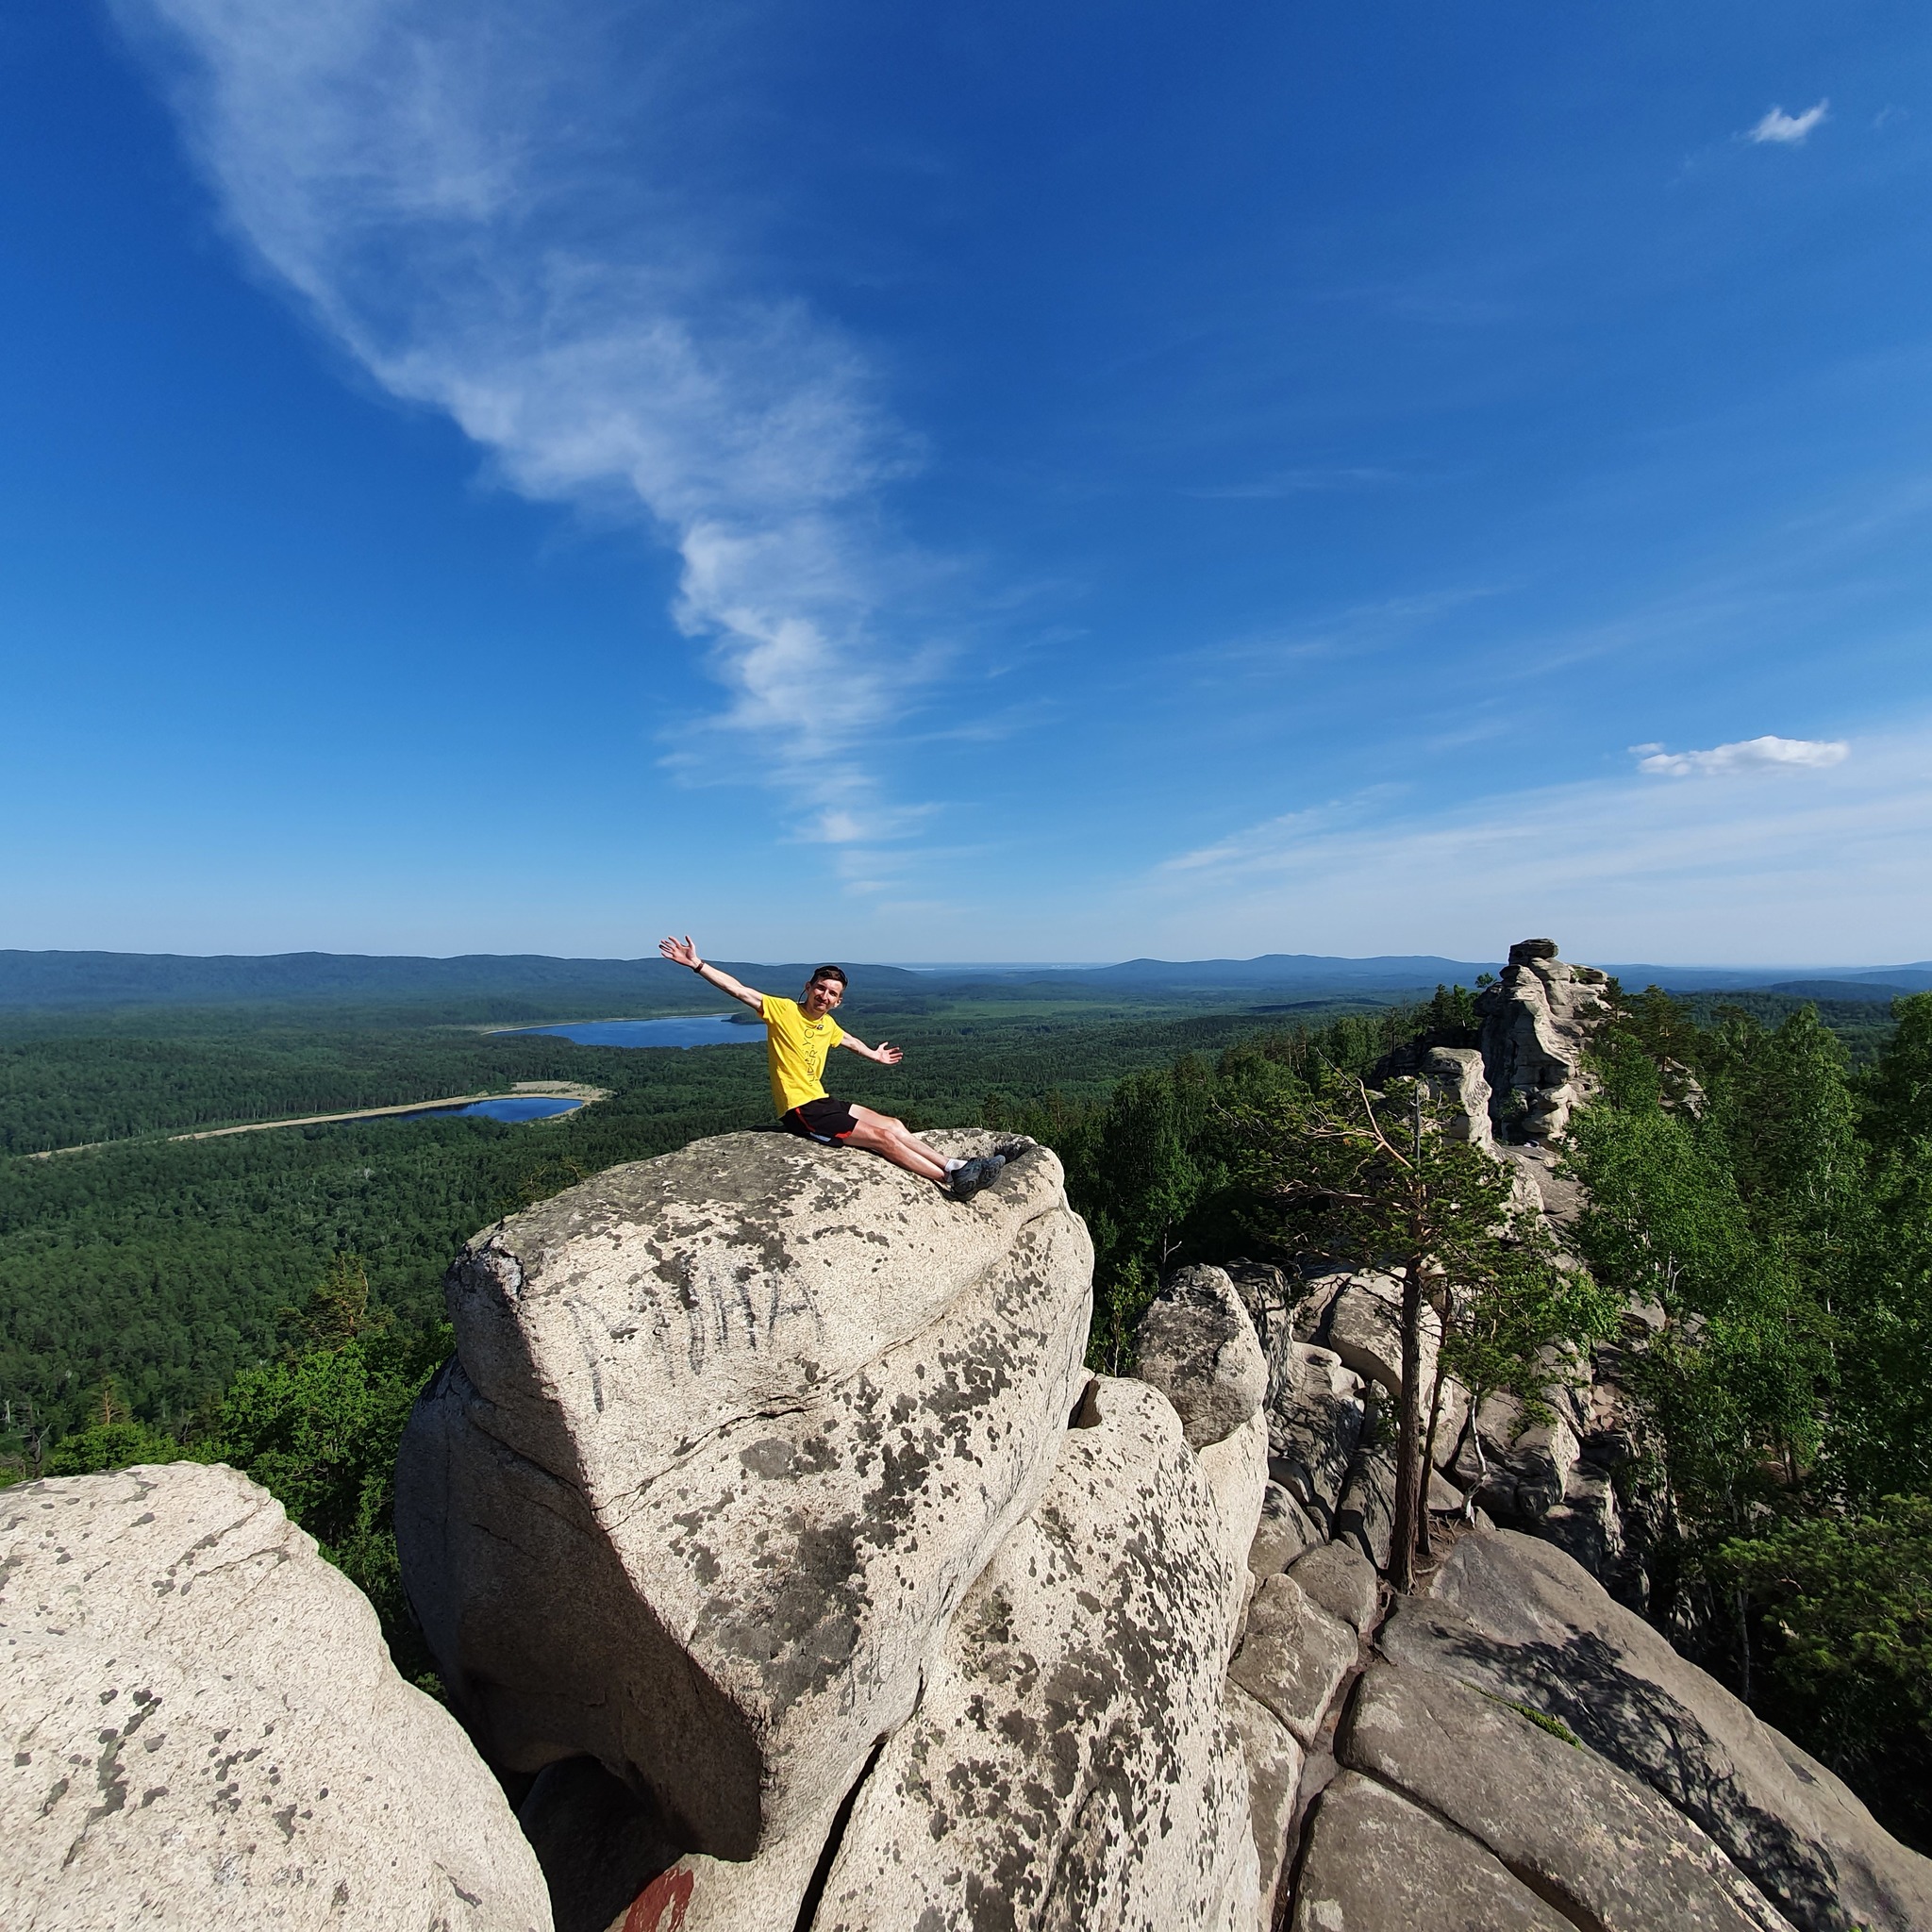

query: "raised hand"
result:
(877, 1041), (903, 1065)
(659, 934), (700, 970)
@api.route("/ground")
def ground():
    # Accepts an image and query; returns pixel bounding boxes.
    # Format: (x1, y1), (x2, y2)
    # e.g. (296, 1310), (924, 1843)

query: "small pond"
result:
(508, 1016), (764, 1049)
(410, 1095), (587, 1123)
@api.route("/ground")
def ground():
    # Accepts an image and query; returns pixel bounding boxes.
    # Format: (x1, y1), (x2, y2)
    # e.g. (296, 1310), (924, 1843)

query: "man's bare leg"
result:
(846, 1106), (950, 1183)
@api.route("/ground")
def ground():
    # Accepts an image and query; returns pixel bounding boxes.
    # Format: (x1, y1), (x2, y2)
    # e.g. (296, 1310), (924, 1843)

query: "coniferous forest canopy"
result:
(3, 968), (1929, 1842)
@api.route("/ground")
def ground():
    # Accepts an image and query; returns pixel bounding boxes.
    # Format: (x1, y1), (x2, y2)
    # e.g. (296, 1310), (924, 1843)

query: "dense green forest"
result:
(0, 989), (1365, 1443)
(1565, 989), (1932, 1845)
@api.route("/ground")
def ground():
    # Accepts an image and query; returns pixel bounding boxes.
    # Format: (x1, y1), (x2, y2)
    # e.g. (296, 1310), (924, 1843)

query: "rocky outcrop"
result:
(0, 1461), (550, 1932)
(1228, 1571), (1359, 1747)
(1258, 1523), (1932, 1932)
(1477, 938), (1611, 1144)
(396, 1129), (1092, 1861)
(618, 1297), (1271, 1932)
(1422, 1043), (1495, 1154)
(1343, 1663), (1794, 1930)
(1136, 1264), (1272, 1632)
(1264, 1341), (1366, 1538)
(1377, 1529), (1932, 1932)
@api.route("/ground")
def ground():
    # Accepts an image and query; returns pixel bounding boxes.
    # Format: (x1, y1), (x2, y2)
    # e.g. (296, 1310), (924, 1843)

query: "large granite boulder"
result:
(1265, 1341), (1365, 1536)
(1227, 1571), (1359, 1747)
(1342, 1663), (1793, 1931)
(1, 1463), (549, 1932)
(1226, 1683), (1302, 1930)
(1317, 1271), (1441, 1407)
(1286, 1541), (1379, 1635)
(1423, 1044), (1495, 1155)
(1454, 1391), (1582, 1521)
(808, 1376), (1259, 1932)
(1136, 1263), (1271, 1636)
(396, 1130), (1092, 1860)
(1134, 1263), (1269, 1450)
(1248, 1479), (1321, 1577)
(1380, 1529), (1932, 1932)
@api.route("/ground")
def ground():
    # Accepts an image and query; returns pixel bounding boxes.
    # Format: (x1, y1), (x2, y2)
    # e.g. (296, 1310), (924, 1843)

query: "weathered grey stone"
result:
(0, 1463), (550, 1932)
(1226, 1261), (1306, 1415)
(1332, 1437), (1395, 1571)
(1320, 1272), (1441, 1405)
(1427, 1374), (1472, 1473)
(1199, 1407), (1272, 1635)
(1268, 1343), (1364, 1533)
(1286, 1541), (1378, 1636)
(1477, 943), (1609, 1143)
(810, 1376), (1259, 1932)
(1538, 1462), (1627, 1577)
(1226, 1682), (1302, 1931)
(598, 1808), (836, 1932)
(1291, 1271), (1351, 1343)
(1290, 1772), (1572, 1932)
(1134, 1263), (1269, 1450)
(396, 1130), (1092, 1859)
(1424, 1044), (1495, 1155)
(1455, 1391), (1581, 1521)
(1381, 1530), (1932, 1932)
(1250, 1480), (1320, 1577)
(1342, 1664), (1795, 1931)
(1227, 1571), (1359, 1745)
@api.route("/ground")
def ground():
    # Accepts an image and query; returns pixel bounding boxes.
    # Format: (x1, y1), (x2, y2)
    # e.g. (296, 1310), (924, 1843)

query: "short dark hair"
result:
(808, 964), (848, 988)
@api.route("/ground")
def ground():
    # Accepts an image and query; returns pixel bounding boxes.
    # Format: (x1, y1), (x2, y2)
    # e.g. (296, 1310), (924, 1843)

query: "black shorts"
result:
(780, 1097), (858, 1143)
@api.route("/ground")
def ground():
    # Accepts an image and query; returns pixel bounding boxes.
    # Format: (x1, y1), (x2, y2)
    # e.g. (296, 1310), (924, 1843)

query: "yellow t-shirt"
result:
(760, 996), (844, 1115)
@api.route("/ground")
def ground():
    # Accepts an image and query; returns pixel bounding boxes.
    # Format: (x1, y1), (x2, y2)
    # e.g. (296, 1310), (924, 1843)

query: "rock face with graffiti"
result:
(5, 974), (1929, 1930)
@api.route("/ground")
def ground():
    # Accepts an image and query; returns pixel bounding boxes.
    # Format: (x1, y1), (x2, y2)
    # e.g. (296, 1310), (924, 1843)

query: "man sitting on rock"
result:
(658, 936), (1006, 1199)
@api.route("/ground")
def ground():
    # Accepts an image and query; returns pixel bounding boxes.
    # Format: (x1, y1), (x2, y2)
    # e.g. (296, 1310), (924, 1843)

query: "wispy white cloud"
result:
(1634, 734), (1848, 777)
(1746, 101), (1829, 146)
(1139, 721), (1930, 963)
(113, 0), (943, 834)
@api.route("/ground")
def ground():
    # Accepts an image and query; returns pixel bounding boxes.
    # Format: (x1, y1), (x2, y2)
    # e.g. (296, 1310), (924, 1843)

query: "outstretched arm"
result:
(838, 1033), (903, 1067)
(658, 935), (764, 1012)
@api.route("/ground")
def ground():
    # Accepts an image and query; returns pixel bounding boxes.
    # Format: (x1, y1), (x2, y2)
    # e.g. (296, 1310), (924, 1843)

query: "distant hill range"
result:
(0, 951), (929, 1011)
(2, 947), (1927, 1012)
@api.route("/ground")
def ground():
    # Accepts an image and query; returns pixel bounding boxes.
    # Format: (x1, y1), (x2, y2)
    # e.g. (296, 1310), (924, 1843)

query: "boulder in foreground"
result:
(1, 1462), (549, 1932)
(396, 1130), (1092, 1859)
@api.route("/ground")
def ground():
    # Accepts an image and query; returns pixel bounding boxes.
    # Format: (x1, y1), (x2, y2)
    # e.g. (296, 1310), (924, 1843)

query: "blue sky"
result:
(4, 1), (1929, 964)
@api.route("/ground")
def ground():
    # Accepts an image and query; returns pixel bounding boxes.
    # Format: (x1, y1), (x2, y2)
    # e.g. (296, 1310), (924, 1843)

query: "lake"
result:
(411, 1095), (587, 1122)
(509, 1016), (764, 1049)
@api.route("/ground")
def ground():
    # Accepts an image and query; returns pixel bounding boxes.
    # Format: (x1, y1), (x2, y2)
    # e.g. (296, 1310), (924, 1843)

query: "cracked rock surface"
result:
(396, 1130), (1092, 1859)
(1379, 1529), (1932, 1932)
(0, 1462), (549, 1932)
(808, 1375), (1258, 1932)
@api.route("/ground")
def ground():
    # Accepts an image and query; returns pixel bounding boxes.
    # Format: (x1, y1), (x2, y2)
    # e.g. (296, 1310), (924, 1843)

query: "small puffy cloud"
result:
(1747, 101), (1828, 145)
(1636, 735), (1849, 778)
